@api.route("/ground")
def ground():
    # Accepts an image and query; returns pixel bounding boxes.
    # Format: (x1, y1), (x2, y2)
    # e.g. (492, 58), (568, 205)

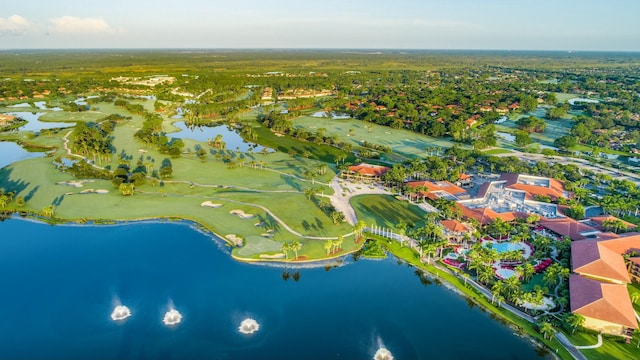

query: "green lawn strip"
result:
(376, 237), (573, 360)
(290, 116), (462, 158)
(350, 194), (426, 229)
(243, 118), (354, 164)
(563, 331), (640, 360)
(39, 111), (106, 123)
(521, 273), (546, 292)
(483, 148), (514, 155)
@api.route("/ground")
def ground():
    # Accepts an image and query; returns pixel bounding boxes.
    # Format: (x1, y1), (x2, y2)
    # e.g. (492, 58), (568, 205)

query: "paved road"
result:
(494, 150), (640, 185)
(556, 333), (588, 360)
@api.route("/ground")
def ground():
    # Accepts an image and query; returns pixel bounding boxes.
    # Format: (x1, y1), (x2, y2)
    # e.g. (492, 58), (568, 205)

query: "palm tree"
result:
(540, 322), (556, 340)
(324, 239), (333, 256)
(516, 263), (536, 283)
(290, 241), (302, 260)
(491, 280), (506, 304)
(505, 275), (522, 301)
(333, 236), (343, 253)
(355, 220), (367, 241)
(42, 205), (55, 218)
(281, 242), (291, 259)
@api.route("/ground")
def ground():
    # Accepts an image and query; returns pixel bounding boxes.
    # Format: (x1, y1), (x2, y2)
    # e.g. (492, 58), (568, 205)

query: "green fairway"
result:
(40, 111), (107, 123)
(350, 194), (426, 229)
(291, 116), (462, 161)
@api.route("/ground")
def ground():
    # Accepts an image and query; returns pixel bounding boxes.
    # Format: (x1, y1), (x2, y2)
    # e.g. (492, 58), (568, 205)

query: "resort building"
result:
(440, 219), (470, 243)
(405, 180), (469, 201)
(500, 174), (571, 201)
(570, 235), (640, 337)
(569, 275), (637, 337)
(340, 163), (390, 183)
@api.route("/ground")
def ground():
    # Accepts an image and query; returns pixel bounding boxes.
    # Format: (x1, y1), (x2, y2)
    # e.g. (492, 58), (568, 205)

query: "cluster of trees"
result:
(70, 116), (121, 164)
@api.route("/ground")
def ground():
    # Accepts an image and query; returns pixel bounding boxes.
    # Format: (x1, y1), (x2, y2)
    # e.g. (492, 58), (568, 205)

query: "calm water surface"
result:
(0, 219), (547, 360)
(0, 141), (45, 169)
(170, 122), (265, 153)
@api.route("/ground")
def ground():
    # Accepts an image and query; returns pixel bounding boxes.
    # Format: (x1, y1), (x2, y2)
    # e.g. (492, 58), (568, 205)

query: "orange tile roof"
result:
(346, 163), (390, 177)
(572, 240), (631, 283)
(458, 205), (516, 225)
(570, 275), (638, 329)
(459, 173), (472, 180)
(539, 217), (597, 241)
(406, 181), (466, 195)
(440, 220), (468, 233)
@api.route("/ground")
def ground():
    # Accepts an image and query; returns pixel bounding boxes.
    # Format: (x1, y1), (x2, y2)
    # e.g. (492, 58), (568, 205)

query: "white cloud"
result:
(0, 15), (30, 36)
(49, 16), (117, 34)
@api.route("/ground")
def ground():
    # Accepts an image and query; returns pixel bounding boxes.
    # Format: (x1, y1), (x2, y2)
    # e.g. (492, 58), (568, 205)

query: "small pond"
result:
(7, 112), (74, 132)
(170, 122), (266, 153)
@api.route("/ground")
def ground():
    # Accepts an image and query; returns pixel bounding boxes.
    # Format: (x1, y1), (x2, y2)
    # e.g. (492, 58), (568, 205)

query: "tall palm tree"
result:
(491, 280), (506, 304)
(540, 322), (555, 340)
(517, 263), (536, 283)
(290, 241), (302, 259)
(281, 242), (291, 259)
(324, 239), (333, 256)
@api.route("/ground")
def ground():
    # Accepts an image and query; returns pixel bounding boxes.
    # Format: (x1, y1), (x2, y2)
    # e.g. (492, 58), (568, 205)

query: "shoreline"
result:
(2, 210), (365, 265)
(3, 210), (566, 358)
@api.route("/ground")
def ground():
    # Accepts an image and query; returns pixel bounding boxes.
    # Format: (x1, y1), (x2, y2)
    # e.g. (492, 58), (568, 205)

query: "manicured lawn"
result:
(40, 111), (107, 123)
(351, 194), (426, 229)
(564, 331), (640, 360)
(290, 115), (464, 161)
(483, 148), (513, 155)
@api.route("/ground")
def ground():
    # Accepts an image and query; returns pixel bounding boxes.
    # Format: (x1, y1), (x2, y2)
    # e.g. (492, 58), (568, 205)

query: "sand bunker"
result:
(259, 253), (285, 259)
(57, 180), (95, 188)
(79, 189), (109, 194)
(226, 234), (244, 246)
(201, 201), (223, 208)
(230, 209), (254, 219)
(261, 233), (274, 238)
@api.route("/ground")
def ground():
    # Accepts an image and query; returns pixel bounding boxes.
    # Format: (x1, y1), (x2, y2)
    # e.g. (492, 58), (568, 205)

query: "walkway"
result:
(324, 176), (391, 225)
(574, 334), (603, 350)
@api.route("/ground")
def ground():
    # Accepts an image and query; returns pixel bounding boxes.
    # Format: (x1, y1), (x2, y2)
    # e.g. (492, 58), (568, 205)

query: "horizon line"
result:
(0, 47), (639, 53)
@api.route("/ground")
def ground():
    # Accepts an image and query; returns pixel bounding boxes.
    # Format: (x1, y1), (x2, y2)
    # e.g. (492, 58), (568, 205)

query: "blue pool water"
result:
(491, 242), (522, 253)
(0, 219), (548, 359)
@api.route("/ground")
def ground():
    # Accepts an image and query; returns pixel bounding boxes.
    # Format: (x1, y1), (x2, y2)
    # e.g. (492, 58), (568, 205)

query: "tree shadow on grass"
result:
(0, 166), (32, 199)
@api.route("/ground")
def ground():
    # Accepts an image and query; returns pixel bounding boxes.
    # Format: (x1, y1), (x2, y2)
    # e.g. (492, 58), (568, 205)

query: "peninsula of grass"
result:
(0, 101), (357, 263)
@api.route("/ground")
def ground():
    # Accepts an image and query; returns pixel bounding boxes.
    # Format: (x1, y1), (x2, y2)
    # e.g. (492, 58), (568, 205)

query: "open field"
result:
(350, 194), (426, 229)
(291, 116), (462, 161)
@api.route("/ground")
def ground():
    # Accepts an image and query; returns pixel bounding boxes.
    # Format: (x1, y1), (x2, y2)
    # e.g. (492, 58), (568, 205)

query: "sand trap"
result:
(254, 221), (265, 227)
(201, 201), (223, 208)
(226, 234), (244, 246)
(259, 253), (285, 259)
(230, 209), (254, 219)
(57, 180), (95, 188)
(261, 233), (274, 238)
(78, 188), (109, 194)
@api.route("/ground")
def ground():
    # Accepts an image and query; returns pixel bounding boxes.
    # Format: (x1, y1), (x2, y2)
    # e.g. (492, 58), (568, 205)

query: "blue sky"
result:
(0, 0), (638, 50)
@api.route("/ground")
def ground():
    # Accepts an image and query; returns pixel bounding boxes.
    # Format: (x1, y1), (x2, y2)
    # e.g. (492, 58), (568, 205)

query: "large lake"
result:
(0, 219), (547, 360)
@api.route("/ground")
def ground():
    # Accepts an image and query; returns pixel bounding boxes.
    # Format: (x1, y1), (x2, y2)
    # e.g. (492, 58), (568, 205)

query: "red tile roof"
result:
(570, 275), (638, 329)
(346, 163), (390, 177)
(539, 217), (598, 241)
(440, 220), (468, 233)
(406, 181), (467, 195)
(571, 240), (631, 283)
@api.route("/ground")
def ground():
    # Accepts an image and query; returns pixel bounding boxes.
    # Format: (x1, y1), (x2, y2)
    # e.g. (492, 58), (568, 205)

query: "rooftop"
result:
(570, 275), (637, 329)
